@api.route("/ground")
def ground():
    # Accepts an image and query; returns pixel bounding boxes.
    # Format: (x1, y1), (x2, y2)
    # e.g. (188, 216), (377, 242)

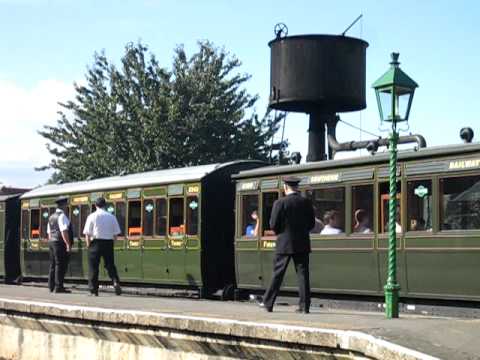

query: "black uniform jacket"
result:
(269, 192), (315, 254)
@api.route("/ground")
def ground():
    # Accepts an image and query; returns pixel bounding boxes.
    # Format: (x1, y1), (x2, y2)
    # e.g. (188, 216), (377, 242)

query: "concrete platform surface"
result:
(0, 285), (479, 359)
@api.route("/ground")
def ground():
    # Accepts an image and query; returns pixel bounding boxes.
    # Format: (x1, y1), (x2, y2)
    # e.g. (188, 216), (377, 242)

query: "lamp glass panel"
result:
(395, 87), (413, 120)
(379, 89), (392, 121)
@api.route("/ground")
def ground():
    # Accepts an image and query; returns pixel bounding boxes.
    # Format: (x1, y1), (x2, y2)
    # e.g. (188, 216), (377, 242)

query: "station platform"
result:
(0, 284), (478, 360)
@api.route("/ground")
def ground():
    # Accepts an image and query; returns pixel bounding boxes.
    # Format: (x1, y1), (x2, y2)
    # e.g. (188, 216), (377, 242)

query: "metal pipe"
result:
(327, 133), (426, 158)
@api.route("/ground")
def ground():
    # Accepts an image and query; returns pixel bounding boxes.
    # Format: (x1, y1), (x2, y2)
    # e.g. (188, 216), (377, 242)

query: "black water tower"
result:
(269, 29), (368, 161)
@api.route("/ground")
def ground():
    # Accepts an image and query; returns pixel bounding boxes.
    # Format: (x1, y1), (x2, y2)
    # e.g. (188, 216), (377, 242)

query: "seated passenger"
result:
(410, 218), (427, 231)
(353, 209), (371, 233)
(320, 210), (342, 235)
(245, 210), (260, 236)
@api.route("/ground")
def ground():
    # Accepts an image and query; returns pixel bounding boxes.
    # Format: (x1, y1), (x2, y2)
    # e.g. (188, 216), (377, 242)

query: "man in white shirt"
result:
(83, 196), (122, 296)
(47, 196), (72, 293)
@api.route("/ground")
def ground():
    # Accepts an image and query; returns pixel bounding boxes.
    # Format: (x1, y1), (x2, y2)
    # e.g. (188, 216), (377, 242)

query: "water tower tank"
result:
(269, 35), (368, 113)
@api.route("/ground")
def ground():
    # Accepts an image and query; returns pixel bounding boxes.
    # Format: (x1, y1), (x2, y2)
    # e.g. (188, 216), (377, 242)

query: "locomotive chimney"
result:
(268, 26), (368, 161)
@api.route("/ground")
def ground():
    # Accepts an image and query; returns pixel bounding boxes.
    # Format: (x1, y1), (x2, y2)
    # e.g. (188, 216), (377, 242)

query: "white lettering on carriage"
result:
(449, 159), (480, 170)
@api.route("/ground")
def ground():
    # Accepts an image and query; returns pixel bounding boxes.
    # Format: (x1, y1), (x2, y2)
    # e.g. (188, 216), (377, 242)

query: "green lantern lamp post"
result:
(372, 52), (418, 319)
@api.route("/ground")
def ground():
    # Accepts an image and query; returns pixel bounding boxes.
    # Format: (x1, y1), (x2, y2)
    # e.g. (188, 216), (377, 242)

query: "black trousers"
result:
(263, 252), (310, 311)
(48, 241), (68, 291)
(88, 239), (120, 292)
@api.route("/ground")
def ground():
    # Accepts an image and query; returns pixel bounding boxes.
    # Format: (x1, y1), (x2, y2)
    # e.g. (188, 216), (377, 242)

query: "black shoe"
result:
(113, 282), (122, 296)
(295, 308), (310, 314)
(88, 290), (98, 297)
(257, 300), (273, 312)
(54, 288), (71, 294)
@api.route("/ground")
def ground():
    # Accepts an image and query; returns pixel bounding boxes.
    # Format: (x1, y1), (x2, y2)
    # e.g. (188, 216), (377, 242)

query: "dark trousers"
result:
(263, 252), (310, 311)
(48, 241), (68, 291)
(88, 239), (120, 292)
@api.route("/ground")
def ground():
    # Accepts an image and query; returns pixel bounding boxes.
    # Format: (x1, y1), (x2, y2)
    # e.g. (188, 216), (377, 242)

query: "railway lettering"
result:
(449, 159), (480, 170)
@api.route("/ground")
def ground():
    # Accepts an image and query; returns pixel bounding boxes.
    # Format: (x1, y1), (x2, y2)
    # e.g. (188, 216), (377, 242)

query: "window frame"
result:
(350, 182), (375, 237)
(378, 180), (403, 235)
(29, 208), (40, 240)
(142, 198), (155, 238)
(238, 191), (260, 240)
(305, 184), (347, 237)
(185, 194), (200, 237)
(127, 199), (143, 238)
(438, 172), (480, 233)
(405, 177), (434, 234)
(260, 190), (279, 239)
(168, 196), (185, 237)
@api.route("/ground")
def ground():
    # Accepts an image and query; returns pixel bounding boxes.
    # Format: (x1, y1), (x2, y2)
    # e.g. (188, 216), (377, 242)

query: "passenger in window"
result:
(353, 209), (371, 234)
(410, 218), (427, 231)
(320, 210), (342, 235)
(245, 210), (260, 236)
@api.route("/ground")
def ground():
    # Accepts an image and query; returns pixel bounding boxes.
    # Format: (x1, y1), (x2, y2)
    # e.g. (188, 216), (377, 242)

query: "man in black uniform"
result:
(261, 176), (315, 313)
(47, 196), (72, 293)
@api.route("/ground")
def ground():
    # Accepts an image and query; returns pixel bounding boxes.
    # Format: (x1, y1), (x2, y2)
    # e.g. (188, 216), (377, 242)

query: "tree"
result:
(38, 41), (284, 182)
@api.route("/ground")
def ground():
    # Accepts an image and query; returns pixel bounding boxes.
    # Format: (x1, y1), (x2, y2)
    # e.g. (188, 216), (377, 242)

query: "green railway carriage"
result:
(0, 193), (23, 284)
(234, 143), (480, 301)
(19, 161), (264, 296)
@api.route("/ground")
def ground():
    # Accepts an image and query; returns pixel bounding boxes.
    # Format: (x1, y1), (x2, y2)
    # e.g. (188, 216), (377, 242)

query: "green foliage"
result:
(38, 41), (284, 182)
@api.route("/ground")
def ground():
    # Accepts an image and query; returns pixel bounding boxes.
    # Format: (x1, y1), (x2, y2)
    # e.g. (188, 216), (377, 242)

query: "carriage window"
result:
(80, 205), (90, 238)
(115, 202), (126, 236)
(71, 206), (80, 239)
(352, 185), (373, 234)
(407, 180), (432, 231)
(30, 209), (40, 239)
(128, 201), (142, 236)
(40, 208), (50, 239)
(143, 199), (154, 237)
(155, 198), (167, 236)
(307, 187), (345, 234)
(241, 194), (259, 237)
(21, 209), (29, 240)
(186, 196), (199, 236)
(441, 175), (480, 230)
(169, 198), (184, 235)
(262, 192), (278, 236)
(379, 181), (402, 233)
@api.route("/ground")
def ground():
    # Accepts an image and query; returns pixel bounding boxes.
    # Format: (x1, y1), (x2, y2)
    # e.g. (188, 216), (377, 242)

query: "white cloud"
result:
(0, 79), (75, 186)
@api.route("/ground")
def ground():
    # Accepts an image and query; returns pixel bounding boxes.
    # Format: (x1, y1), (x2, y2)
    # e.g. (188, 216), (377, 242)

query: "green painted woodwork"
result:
(310, 251), (380, 293)
(185, 248), (201, 286)
(167, 184), (184, 196)
(235, 243), (261, 288)
(142, 248), (168, 282)
(39, 197), (57, 206)
(167, 245), (185, 283)
(405, 250), (480, 297)
(143, 187), (166, 197)
(116, 248), (142, 280)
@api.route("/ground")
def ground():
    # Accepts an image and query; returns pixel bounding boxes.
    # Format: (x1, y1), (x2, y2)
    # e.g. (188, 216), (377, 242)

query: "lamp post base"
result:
(384, 283), (400, 318)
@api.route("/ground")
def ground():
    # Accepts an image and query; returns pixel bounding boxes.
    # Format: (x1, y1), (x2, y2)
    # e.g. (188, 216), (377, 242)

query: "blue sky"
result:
(1, 0), (479, 187)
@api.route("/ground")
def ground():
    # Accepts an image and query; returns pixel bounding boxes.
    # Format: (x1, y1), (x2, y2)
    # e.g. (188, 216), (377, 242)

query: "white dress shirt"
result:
(320, 224), (342, 235)
(47, 209), (70, 234)
(83, 208), (121, 240)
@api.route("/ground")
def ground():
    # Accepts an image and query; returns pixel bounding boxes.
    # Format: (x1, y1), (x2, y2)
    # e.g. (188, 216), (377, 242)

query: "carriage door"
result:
(235, 179), (261, 289)
(260, 188), (280, 288)
(167, 184), (186, 283)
